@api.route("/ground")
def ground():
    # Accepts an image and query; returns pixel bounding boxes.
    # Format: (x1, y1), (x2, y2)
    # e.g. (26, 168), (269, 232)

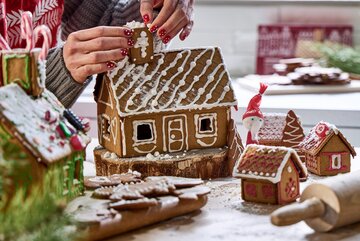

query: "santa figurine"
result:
(242, 82), (268, 146)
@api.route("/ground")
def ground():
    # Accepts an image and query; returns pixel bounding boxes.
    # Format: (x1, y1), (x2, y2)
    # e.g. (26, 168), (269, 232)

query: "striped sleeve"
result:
(45, 46), (92, 108)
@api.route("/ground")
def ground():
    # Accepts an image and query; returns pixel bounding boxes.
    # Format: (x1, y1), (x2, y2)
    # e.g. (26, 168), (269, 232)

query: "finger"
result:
(157, 4), (189, 40)
(149, 0), (178, 33)
(179, 20), (194, 41)
(76, 37), (134, 53)
(74, 48), (129, 66)
(69, 26), (134, 41)
(73, 62), (116, 83)
(140, 0), (154, 24)
(162, 18), (188, 44)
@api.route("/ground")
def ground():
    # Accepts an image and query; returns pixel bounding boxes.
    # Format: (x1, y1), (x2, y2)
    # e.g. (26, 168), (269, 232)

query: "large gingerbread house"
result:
(299, 121), (356, 176)
(258, 110), (305, 160)
(0, 84), (91, 200)
(93, 25), (242, 178)
(233, 145), (307, 204)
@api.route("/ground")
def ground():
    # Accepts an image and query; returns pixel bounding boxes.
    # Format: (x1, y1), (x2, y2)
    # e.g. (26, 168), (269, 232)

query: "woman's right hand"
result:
(63, 26), (135, 84)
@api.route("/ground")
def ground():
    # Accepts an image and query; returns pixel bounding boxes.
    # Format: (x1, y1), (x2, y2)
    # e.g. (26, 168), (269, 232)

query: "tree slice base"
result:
(94, 146), (231, 179)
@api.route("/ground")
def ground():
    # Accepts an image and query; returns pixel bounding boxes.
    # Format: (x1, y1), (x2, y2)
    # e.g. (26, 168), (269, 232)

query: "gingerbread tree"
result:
(282, 110), (305, 148)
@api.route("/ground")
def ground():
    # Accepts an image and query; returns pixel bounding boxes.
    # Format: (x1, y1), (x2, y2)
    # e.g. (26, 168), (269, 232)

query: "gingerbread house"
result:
(299, 121), (356, 176)
(0, 83), (91, 199)
(258, 110), (305, 160)
(93, 27), (243, 178)
(233, 145), (307, 204)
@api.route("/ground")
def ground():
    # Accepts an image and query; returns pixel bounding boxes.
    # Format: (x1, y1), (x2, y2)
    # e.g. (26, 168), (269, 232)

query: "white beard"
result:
(242, 116), (264, 141)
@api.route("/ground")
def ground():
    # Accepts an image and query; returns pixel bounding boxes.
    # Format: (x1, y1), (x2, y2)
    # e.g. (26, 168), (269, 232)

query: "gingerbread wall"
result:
(241, 179), (278, 204)
(278, 159), (300, 204)
(121, 106), (231, 158)
(317, 135), (351, 176)
(96, 79), (123, 157)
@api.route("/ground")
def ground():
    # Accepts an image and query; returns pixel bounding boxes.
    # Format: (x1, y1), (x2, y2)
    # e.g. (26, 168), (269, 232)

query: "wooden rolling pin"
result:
(271, 170), (360, 232)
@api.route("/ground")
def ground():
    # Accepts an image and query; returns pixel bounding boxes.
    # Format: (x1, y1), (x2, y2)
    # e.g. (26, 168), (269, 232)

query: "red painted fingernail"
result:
(106, 62), (115, 69)
(143, 14), (150, 24)
(128, 38), (135, 46)
(121, 48), (128, 56)
(163, 36), (171, 44)
(124, 28), (134, 36)
(159, 29), (166, 37)
(180, 33), (188, 41)
(150, 25), (158, 33)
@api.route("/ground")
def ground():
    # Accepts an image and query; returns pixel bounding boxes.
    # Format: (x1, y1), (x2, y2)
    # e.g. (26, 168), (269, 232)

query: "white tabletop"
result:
(84, 140), (360, 241)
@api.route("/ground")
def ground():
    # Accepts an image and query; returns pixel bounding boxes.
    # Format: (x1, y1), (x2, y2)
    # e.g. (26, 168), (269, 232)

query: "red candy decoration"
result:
(70, 135), (85, 151)
(315, 123), (329, 138)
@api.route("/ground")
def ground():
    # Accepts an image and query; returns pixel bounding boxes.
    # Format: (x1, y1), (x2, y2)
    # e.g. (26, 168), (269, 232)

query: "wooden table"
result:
(84, 141), (360, 241)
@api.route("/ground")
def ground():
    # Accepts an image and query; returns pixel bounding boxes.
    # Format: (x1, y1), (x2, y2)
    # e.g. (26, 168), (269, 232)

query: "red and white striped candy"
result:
(34, 25), (52, 61)
(20, 11), (34, 51)
(0, 35), (11, 50)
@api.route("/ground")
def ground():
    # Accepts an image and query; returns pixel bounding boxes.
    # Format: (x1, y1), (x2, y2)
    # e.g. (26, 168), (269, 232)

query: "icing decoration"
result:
(233, 144), (307, 184)
(135, 31), (149, 58)
(194, 113), (218, 147)
(315, 123), (330, 138)
(105, 47), (237, 117)
(70, 135), (85, 151)
(162, 114), (189, 153)
(58, 122), (72, 138)
(64, 109), (84, 131)
(0, 35), (10, 50)
(3, 53), (31, 89)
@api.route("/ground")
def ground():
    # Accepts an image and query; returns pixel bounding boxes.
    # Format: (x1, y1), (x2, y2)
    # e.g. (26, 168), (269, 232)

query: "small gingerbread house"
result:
(258, 110), (305, 160)
(299, 121), (356, 176)
(94, 47), (237, 158)
(0, 84), (91, 199)
(233, 145), (307, 204)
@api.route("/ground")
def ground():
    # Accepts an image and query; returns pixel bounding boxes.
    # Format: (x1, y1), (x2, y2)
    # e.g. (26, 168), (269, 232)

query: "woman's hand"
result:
(140, 0), (194, 43)
(63, 26), (134, 84)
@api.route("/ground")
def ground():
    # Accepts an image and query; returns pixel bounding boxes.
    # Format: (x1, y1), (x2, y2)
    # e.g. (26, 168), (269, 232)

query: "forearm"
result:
(45, 46), (91, 108)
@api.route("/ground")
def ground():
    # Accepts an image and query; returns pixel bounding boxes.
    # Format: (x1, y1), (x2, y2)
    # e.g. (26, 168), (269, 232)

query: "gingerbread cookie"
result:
(145, 176), (204, 188)
(109, 198), (158, 210)
(85, 171), (142, 189)
(288, 67), (350, 85)
(177, 186), (211, 200)
(110, 179), (176, 201)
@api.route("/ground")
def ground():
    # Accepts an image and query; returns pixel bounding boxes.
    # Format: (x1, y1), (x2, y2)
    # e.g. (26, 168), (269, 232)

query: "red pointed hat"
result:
(242, 82), (268, 120)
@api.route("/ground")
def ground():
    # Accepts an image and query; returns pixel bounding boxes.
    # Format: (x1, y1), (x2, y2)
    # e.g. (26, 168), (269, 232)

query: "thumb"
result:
(140, 0), (155, 24)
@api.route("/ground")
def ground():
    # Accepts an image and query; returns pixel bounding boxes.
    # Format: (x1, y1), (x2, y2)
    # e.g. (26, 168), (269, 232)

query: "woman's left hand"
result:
(140, 0), (194, 43)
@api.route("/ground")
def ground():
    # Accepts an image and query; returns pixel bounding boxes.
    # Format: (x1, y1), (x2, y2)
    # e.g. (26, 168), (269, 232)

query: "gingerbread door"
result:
(163, 115), (188, 153)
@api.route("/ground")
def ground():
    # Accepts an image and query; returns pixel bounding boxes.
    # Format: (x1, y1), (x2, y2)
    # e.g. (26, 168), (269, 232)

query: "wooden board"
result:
(94, 146), (231, 179)
(235, 75), (360, 95)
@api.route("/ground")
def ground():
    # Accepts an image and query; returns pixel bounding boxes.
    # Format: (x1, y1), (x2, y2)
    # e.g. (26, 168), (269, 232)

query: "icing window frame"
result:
(330, 153), (342, 170)
(101, 114), (111, 142)
(133, 120), (157, 146)
(194, 113), (217, 138)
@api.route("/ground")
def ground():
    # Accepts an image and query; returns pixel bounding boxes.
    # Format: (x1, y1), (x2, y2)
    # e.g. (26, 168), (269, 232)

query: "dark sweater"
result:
(46, 0), (142, 107)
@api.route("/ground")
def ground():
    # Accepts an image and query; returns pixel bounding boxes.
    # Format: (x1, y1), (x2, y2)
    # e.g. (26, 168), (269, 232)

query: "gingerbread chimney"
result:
(126, 21), (154, 64)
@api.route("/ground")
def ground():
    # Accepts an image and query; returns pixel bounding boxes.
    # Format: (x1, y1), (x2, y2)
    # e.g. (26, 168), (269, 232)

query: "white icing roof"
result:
(105, 47), (237, 117)
(258, 113), (287, 142)
(0, 84), (91, 164)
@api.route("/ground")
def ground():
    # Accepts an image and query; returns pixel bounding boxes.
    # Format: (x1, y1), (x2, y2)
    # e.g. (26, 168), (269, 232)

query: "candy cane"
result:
(20, 11), (34, 51)
(0, 35), (10, 50)
(33, 25), (52, 61)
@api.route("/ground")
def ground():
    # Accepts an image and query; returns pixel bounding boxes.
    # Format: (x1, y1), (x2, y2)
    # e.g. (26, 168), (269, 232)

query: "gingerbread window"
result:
(331, 154), (342, 170)
(133, 120), (156, 145)
(101, 114), (111, 142)
(195, 113), (217, 137)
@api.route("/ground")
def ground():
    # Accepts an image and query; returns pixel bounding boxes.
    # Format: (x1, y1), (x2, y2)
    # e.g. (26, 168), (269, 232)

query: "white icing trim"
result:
(233, 144), (306, 184)
(134, 31), (149, 58)
(132, 120), (157, 146)
(111, 118), (117, 145)
(331, 154), (342, 170)
(193, 113), (219, 148)
(162, 114), (188, 153)
(98, 81), (113, 109)
(134, 145), (157, 154)
(120, 120), (127, 156)
(101, 114), (111, 142)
